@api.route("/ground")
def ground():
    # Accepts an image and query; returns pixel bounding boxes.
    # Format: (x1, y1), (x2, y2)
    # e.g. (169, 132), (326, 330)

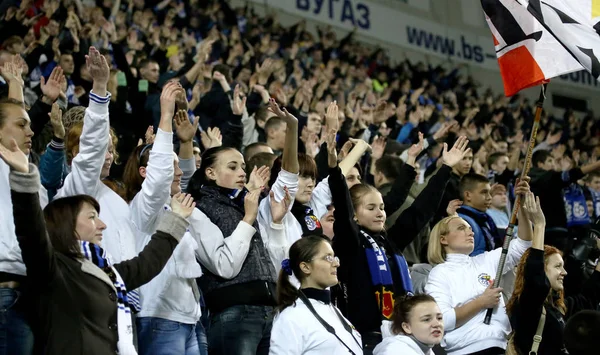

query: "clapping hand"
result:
(170, 193), (196, 219)
(446, 199), (463, 217)
(0, 138), (28, 173)
(200, 127), (222, 149)
(325, 101), (339, 132)
(521, 191), (545, 226)
(442, 136), (471, 168)
(268, 98), (297, 125)
(160, 81), (184, 119)
(371, 136), (386, 161)
(231, 84), (246, 115)
(407, 132), (425, 159)
(0, 55), (24, 86)
(270, 186), (292, 224)
(246, 165), (270, 192)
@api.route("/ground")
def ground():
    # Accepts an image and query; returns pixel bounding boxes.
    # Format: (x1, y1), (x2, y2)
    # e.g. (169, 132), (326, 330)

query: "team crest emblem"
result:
(305, 215), (321, 231)
(375, 288), (395, 319)
(478, 273), (492, 287)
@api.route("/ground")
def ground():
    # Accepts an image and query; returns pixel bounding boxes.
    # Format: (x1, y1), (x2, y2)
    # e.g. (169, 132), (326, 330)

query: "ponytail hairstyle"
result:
(122, 144), (152, 202)
(187, 146), (237, 200)
(391, 294), (438, 335)
(276, 235), (330, 313)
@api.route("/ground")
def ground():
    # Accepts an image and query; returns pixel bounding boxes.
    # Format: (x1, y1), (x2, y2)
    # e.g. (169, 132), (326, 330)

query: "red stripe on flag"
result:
(493, 34), (499, 46)
(497, 46), (545, 97)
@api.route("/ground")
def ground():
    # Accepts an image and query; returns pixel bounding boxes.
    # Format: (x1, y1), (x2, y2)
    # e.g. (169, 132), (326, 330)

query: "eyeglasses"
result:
(312, 255), (340, 265)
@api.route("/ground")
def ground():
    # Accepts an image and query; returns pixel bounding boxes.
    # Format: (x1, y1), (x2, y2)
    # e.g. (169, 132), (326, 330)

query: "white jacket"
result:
(269, 297), (363, 355)
(373, 335), (437, 355)
(258, 170), (331, 270)
(54, 92), (137, 264)
(129, 128), (204, 324)
(425, 238), (531, 354)
(0, 160), (47, 277)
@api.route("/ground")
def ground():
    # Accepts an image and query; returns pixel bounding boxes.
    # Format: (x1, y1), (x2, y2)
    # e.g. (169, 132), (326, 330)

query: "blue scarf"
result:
(564, 184), (591, 227)
(360, 229), (413, 320)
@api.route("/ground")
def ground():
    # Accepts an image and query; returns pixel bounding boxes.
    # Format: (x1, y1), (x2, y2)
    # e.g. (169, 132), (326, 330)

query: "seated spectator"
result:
(584, 171), (600, 218)
(425, 177), (532, 355)
(457, 173), (500, 256)
(269, 236), (362, 354)
(507, 192), (600, 354)
(564, 310), (600, 355)
(373, 294), (444, 355)
(244, 141), (274, 163)
(1, 138), (194, 354)
(486, 184), (509, 234)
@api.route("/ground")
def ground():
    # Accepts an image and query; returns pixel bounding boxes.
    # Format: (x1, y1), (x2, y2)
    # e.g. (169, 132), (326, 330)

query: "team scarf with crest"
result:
(80, 241), (137, 355)
(360, 229), (413, 321)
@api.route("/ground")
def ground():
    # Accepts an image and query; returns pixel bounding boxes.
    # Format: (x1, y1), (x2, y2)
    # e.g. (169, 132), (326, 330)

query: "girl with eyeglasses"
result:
(270, 235), (363, 354)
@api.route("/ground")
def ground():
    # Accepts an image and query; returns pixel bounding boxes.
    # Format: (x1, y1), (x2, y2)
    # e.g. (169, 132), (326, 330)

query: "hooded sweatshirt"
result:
(373, 334), (437, 355)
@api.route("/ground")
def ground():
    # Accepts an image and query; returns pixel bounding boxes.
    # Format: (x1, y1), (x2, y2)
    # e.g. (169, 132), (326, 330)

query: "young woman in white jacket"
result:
(270, 235), (363, 355)
(374, 294), (444, 355)
(121, 82), (209, 355)
(424, 178), (533, 355)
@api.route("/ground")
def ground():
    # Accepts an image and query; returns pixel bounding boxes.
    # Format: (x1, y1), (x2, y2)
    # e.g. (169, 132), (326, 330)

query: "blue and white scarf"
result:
(80, 241), (137, 355)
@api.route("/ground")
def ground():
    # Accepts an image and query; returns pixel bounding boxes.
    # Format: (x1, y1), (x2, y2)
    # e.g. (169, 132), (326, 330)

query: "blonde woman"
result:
(424, 179), (532, 355)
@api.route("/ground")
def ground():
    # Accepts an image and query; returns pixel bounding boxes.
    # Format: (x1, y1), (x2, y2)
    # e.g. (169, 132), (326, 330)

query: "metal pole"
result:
(483, 83), (548, 324)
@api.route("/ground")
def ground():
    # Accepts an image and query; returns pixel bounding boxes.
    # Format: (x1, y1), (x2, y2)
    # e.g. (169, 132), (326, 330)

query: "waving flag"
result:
(519, 0), (600, 80)
(481, 0), (583, 96)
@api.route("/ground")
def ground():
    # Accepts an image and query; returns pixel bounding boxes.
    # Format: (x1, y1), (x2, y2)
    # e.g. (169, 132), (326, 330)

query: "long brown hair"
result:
(506, 245), (567, 316)
(122, 144), (152, 202)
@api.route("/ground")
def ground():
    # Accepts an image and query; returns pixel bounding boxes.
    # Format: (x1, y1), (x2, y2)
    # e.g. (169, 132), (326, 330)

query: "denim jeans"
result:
(207, 305), (273, 355)
(137, 317), (208, 355)
(0, 288), (34, 355)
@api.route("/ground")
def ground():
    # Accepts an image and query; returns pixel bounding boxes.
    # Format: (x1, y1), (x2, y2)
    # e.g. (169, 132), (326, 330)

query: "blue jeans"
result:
(137, 317), (208, 355)
(208, 305), (273, 355)
(0, 288), (33, 355)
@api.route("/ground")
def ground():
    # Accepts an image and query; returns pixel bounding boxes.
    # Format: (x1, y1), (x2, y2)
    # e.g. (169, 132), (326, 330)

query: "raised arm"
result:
(55, 47), (110, 199)
(130, 82), (181, 233)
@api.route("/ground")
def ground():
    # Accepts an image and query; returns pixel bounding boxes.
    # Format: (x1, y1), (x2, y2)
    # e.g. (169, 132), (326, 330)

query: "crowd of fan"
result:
(1, 0), (600, 354)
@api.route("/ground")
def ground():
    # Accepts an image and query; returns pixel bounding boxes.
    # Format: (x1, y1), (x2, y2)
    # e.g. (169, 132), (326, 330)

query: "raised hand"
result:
(40, 65), (64, 103)
(246, 165), (270, 192)
(1, 56), (24, 86)
(337, 140), (354, 162)
(48, 103), (64, 139)
(86, 47), (110, 94)
(231, 84), (247, 115)
(174, 110), (199, 143)
(325, 101), (339, 132)
(407, 132), (425, 159)
(0, 138), (28, 173)
(145, 126), (155, 145)
(369, 136), (386, 161)
(270, 186), (292, 224)
(446, 199), (463, 217)
(521, 191), (545, 226)
(442, 136), (471, 168)
(160, 81), (183, 119)
(267, 98), (297, 125)
(326, 129), (338, 168)
(200, 127), (222, 149)
(213, 71), (225, 82)
(433, 122), (452, 142)
(170, 193), (196, 219)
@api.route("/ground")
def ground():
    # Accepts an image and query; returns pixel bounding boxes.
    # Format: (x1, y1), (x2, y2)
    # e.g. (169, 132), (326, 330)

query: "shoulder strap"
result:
(529, 306), (546, 355)
(297, 291), (361, 354)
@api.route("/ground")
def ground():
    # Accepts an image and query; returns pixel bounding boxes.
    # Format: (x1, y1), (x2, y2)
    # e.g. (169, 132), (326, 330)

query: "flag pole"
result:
(484, 83), (548, 325)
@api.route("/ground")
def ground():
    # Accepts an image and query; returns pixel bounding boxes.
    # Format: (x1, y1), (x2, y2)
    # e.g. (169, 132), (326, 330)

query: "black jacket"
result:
(510, 249), (600, 354)
(11, 165), (187, 355)
(330, 164), (452, 334)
